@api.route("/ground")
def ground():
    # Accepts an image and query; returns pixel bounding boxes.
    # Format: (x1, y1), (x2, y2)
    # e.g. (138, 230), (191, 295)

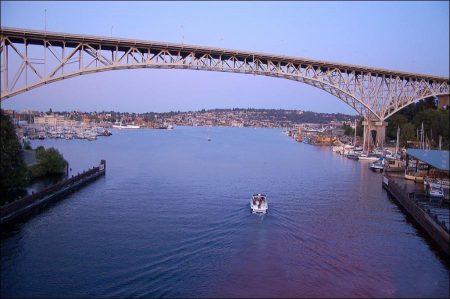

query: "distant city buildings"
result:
(34, 115), (77, 127)
(3, 108), (359, 130)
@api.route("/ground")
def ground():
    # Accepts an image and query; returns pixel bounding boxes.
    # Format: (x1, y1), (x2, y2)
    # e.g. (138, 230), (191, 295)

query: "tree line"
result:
(341, 97), (449, 149)
(385, 97), (449, 149)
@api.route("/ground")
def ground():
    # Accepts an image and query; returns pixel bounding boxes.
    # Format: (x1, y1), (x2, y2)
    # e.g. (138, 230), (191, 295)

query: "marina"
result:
(19, 123), (112, 141)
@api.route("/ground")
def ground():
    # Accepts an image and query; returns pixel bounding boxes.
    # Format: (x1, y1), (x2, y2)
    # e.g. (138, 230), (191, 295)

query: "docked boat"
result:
(250, 194), (268, 213)
(424, 171), (450, 190)
(112, 118), (140, 129)
(332, 145), (342, 153)
(112, 124), (140, 129)
(346, 151), (359, 160)
(358, 153), (382, 162)
(157, 123), (174, 129)
(384, 158), (405, 172)
(404, 169), (426, 183)
(428, 186), (445, 198)
(370, 159), (385, 172)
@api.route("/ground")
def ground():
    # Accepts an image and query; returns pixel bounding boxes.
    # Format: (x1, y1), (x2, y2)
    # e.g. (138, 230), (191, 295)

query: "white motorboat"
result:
(251, 194), (268, 213)
(358, 153), (382, 161)
(112, 124), (140, 129)
(370, 159), (385, 172)
(425, 177), (450, 190)
(346, 151), (360, 160)
(112, 118), (140, 129)
(428, 186), (445, 198)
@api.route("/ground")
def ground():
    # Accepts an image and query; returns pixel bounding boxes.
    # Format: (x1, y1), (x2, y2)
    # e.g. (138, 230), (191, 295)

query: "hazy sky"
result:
(1, 1), (449, 113)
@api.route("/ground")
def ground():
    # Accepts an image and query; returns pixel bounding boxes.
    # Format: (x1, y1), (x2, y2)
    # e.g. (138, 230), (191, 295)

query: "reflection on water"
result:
(1, 127), (448, 298)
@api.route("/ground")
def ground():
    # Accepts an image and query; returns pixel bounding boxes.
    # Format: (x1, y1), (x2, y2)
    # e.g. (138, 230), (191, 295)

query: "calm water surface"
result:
(1, 127), (449, 298)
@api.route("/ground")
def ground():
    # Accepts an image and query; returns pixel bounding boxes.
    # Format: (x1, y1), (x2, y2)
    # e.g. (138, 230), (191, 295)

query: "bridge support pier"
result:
(362, 119), (388, 151)
(438, 95), (449, 109)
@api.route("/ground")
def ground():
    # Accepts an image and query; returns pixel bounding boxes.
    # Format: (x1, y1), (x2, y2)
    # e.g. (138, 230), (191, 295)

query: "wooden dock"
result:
(0, 160), (106, 225)
(382, 174), (449, 256)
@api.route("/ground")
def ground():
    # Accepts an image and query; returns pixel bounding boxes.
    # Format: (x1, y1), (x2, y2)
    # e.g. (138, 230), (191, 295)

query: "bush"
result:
(29, 147), (68, 178)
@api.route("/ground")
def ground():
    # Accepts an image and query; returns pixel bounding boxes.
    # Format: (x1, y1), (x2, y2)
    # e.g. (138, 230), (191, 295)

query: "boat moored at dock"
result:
(384, 158), (405, 172)
(346, 151), (360, 160)
(112, 124), (140, 129)
(370, 159), (385, 172)
(358, 153), (382, 162)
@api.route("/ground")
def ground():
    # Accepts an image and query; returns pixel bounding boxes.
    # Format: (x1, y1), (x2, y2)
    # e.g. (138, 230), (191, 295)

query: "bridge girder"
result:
(1, 27), (449, 121)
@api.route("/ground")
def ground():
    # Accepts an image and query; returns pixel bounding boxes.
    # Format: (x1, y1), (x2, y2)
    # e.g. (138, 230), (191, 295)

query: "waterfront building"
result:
(34, 114), (66, 126)
(33, 115), (79, 127)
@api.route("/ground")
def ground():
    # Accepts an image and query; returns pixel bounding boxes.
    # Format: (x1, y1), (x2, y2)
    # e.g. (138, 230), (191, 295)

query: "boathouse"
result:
(405, 149), (449, 183)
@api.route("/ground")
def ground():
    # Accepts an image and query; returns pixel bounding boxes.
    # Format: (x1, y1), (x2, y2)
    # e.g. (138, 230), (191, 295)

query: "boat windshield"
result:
(252, 195), (266, 204)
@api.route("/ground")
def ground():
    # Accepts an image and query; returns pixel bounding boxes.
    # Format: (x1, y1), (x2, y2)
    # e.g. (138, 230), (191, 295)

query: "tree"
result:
(400, 123), (417, 147)
(385, 97), (449, 149)
(30, 147), (68, 178)
(341, 123), (355, 136)
(386, 114), (408, 141)
(0, 110), (27, 190)
(356, 119), (363, 137)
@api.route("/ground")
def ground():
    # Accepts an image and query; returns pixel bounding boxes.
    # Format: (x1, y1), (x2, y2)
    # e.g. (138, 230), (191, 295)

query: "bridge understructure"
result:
(1, 27), (449, 149)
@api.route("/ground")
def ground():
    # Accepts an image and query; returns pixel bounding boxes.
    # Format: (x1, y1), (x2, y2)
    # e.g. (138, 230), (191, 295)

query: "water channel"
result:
(1, 126), (448, 298)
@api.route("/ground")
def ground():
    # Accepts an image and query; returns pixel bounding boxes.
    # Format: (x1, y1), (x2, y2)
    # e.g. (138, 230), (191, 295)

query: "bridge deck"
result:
(1, 26), (448, 82)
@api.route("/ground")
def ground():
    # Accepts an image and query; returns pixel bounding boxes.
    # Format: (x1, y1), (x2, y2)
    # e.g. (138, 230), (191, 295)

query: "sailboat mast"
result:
(421, 122), (424, 149)
(363, 123), (366, 152)
(395, 126), (400, 155)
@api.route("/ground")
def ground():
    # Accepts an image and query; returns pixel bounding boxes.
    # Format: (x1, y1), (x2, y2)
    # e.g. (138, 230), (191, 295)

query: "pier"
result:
(0, 160), (106, 225)
(382, 174), (449, 256)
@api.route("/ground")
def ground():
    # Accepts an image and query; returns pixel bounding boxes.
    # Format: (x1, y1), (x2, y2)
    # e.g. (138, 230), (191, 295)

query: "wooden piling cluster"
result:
(0, 160), (106, 225)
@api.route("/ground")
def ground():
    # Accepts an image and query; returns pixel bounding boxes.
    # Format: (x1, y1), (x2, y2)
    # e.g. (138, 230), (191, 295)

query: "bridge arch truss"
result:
(1, 27), (449, 122)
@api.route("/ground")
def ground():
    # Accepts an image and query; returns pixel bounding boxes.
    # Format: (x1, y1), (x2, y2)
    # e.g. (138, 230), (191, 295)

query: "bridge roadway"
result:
(1, 27), (449, 148)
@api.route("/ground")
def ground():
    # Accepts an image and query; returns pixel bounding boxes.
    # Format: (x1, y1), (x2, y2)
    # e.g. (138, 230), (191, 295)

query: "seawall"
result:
(1, 160), (106, 225)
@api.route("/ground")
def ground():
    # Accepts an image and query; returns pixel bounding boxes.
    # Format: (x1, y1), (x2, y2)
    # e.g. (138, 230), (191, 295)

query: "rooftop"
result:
(406, 149), (449, 172)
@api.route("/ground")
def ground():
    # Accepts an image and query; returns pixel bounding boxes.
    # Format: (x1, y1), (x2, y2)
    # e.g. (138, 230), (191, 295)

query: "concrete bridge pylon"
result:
(362, 119), (388, 151)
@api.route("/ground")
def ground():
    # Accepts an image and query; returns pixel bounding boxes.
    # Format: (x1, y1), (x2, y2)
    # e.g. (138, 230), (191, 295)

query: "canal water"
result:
(1, 127), (449, 298)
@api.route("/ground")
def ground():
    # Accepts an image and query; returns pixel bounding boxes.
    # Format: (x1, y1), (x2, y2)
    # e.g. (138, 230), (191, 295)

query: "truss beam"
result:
(1, 27), (449, 121)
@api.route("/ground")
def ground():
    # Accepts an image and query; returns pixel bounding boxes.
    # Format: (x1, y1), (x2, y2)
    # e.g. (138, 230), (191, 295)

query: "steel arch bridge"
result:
(1, 27), (449, 145)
